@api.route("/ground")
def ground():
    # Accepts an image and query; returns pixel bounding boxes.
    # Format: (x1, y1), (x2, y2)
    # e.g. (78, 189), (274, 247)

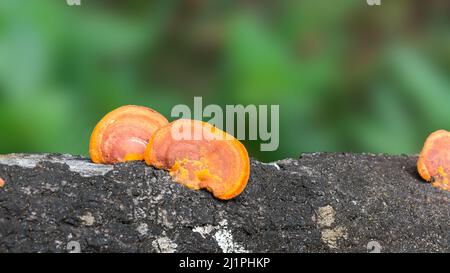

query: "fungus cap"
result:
(90, 105), (168, 164)
(417, 130), (450, 191)
(144, 119), (250, 200)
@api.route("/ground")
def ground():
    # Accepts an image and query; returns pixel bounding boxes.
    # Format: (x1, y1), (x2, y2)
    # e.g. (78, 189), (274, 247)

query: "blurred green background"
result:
(0, 0), (449, 162)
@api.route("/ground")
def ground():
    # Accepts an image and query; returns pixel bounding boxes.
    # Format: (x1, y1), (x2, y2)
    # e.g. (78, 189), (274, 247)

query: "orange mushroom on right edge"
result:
(144, 119), (250, 200)
(417, 130), (450, 192)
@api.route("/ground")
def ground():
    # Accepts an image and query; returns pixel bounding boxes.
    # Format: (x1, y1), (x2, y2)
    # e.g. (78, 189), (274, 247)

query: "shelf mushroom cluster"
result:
(89, 105), (250, 200)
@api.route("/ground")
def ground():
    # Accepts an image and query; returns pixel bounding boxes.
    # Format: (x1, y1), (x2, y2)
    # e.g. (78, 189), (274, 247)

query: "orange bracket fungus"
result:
(0, 178), (5, 188)
(144, 119), (250, 200)
(90, 105), (168, 164)
(417, 130), (450, 192)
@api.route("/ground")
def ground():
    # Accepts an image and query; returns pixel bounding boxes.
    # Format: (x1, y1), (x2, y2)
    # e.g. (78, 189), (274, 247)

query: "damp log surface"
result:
(0, 153), (448, 253)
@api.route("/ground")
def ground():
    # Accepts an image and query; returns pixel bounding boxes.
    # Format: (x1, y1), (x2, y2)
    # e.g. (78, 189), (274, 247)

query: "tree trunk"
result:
(0, 153), (448, 253)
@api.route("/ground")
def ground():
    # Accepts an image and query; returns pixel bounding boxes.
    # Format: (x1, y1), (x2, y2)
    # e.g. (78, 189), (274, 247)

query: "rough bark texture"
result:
(0, 153), (448, 253)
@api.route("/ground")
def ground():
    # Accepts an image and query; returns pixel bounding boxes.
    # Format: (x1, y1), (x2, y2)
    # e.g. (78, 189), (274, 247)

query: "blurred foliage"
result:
(0, 0), (449, 161)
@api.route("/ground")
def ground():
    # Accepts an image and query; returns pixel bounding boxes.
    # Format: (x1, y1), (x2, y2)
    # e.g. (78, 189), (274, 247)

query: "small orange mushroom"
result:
(0, 178), (5, 188)
(144, 119), (250, 200)
(90, 105), (168, 164)
(417, 130), (450, 192)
